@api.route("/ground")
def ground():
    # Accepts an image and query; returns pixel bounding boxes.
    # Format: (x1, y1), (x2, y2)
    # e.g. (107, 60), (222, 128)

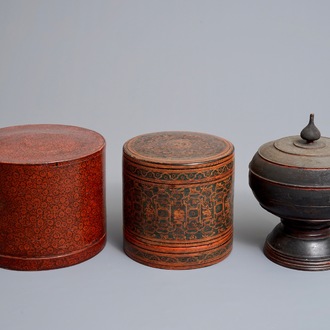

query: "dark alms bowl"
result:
(249, 114), (330, 271)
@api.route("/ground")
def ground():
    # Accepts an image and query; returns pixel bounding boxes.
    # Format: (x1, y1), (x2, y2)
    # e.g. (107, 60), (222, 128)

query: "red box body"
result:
(0, 124), (106, 270)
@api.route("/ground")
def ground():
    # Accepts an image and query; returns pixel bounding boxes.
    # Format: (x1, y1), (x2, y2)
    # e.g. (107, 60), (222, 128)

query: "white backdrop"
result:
(1, 1), (330, 329)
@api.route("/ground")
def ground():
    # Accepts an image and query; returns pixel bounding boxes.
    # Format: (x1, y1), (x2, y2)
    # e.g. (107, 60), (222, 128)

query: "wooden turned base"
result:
(264, 219), (330, 271)
(124, 230), (233, 270)
(0, 235), (106, 271)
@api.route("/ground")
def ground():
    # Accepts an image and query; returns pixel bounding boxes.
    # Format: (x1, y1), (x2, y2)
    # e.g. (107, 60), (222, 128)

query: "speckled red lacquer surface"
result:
(0, 124), (106, 271)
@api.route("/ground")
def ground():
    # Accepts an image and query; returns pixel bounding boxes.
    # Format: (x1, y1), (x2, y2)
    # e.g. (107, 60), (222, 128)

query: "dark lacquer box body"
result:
(123, 131), (234, 270)
(0, 124), (106, 271)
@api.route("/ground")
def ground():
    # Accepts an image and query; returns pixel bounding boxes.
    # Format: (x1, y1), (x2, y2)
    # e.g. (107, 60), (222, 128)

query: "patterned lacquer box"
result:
(0, 124), (106, 271)
(123, 131), (234, 270)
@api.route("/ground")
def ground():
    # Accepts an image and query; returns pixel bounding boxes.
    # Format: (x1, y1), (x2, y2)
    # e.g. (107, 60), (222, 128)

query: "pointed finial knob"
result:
(300, 113), (321, 143)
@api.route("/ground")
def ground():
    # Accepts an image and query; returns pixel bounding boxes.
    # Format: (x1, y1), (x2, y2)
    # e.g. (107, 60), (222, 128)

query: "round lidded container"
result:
(123, 131), (234, 270)
(0, 124), (106, 271)
(249, 114), (330, 271)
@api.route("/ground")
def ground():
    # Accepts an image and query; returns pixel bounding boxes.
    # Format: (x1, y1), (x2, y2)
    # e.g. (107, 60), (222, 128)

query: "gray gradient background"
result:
(1, 1), (330, 329)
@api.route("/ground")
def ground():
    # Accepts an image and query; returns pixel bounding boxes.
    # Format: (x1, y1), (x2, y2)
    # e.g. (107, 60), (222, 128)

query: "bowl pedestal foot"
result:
(264, 219), (330, 271)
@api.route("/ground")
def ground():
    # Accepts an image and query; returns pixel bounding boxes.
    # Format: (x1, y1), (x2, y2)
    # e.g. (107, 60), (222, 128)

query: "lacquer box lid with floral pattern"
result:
(123, 131), (234, 270)
(0, 124), (106, 271)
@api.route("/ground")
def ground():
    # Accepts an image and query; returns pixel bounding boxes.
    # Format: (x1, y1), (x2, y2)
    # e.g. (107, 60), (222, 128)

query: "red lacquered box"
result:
(123, 131), (234, 270)
(0, 124), (106, 271)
